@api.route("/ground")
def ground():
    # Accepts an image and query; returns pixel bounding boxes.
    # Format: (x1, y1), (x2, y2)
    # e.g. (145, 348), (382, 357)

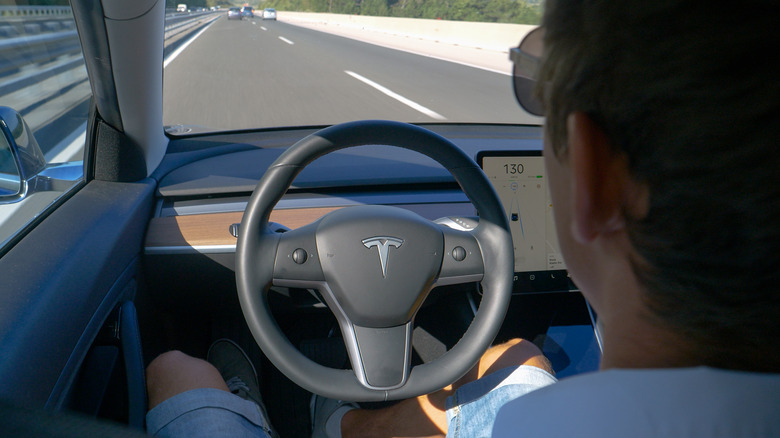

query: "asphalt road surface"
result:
(163, 16), (532, 132)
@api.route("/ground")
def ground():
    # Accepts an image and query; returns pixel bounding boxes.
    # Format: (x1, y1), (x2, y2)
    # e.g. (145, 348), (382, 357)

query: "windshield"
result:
(162, 1), (544, 134)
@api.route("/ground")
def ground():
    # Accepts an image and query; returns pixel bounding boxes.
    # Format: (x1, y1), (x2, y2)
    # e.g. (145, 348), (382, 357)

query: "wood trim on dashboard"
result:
(144, 207), (342, 248)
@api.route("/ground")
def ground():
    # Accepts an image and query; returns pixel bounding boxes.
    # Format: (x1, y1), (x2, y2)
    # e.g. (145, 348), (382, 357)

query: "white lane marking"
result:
(164, 19), (218, 69)
(46, 122), (87, 163)
(279, 36), (294, 45)
(345, 71), (446, 120)
(260, 26), (267, 31)
(252, 21), (257, 25)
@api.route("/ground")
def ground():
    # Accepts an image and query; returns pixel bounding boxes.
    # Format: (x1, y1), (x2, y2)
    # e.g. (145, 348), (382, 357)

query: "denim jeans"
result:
(446, 365), (558, 437)
(146, 388), (274, 437)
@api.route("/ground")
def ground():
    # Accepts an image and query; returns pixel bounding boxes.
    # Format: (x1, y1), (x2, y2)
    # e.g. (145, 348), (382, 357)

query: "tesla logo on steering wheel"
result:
(362, 236), (403, 279)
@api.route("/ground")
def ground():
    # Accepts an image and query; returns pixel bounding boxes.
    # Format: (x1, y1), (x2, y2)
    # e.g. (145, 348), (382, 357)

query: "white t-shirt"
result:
(493, 367), (780, 437)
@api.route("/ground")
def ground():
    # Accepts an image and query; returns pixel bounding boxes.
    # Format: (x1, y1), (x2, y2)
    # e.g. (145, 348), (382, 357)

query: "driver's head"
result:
(532, 0), (780, 371)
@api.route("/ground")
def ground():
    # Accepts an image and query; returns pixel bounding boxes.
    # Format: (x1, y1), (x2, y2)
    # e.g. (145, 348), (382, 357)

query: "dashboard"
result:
(144, 124), (537, 253)
(145, 124), (575, 294)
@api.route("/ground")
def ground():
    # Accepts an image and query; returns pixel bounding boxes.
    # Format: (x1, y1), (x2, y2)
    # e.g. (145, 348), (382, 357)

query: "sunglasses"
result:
(509, 27), (545, 116)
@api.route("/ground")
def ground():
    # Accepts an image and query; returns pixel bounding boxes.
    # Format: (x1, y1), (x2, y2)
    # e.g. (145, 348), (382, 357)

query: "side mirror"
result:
(0, 130), (22, 197)
(0, 107), (82, 205)
(0, 107), (46, 203)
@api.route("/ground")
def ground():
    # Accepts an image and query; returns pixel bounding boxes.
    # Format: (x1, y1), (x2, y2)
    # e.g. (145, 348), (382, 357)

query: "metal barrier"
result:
(0, 11), (217, 79)
(164, 10), (217, 34)
(0, 7), (220, 164)
(0, 6), (72, 18)
(0, 31), (80, 79)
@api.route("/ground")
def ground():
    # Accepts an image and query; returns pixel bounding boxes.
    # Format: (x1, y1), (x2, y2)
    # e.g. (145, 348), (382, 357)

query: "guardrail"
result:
(0, 5), (213, 18)
(0, 30), (80, 79)
(0, 9), (221, 163)
(163, 10), (218, 38)
(0, 6), (72, 18)
(0, 11), (217, 80)
(0, 9), (210, 38)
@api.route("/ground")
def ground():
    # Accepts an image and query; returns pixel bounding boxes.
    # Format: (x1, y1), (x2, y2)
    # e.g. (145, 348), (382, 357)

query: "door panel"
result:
(0, 179), (154, 407)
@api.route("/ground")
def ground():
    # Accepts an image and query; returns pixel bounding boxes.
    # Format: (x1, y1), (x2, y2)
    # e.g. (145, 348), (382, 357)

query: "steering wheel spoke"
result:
(435, 225), (485, 286)
(272, 222), (326, 285)
(341, 323), (413, 390)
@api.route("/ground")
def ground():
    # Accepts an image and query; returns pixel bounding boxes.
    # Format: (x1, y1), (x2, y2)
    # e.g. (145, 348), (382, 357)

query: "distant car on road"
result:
(241, 6), (254, 18)
(262, 8), (277, 20)
(228, 7), (241, 20)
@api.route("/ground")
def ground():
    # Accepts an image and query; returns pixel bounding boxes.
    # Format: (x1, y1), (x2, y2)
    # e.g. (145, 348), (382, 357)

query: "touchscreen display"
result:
(478, 151), (570, 292)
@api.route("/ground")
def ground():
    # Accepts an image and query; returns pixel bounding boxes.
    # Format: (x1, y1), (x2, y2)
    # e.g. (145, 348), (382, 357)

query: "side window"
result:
(0, 3), (88, 251)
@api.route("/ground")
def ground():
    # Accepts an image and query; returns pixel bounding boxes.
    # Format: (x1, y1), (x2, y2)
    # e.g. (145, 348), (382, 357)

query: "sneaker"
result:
(207, 338), (277, 437)
(310, 394), (359, 438)
(207, 338), (264, 406)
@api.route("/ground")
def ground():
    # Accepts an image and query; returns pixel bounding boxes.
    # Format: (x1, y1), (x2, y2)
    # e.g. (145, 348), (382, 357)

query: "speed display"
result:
(503, 163), (525, 175)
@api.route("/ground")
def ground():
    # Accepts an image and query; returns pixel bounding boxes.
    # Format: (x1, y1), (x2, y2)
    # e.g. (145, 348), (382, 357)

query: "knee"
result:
(145, 350), (227, 410)
(483, 338), (553, 376)
(497, 338), (543, 357)
(146, 350), (192, 379)
(146, 350), (220, 392)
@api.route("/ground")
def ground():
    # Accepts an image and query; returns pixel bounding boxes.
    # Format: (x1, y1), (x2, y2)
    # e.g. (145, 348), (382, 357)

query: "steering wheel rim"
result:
(236, 120), (513, 401)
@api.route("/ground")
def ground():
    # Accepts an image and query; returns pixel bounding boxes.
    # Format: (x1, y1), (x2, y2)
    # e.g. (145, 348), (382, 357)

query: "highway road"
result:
(163, 15), (533, 132)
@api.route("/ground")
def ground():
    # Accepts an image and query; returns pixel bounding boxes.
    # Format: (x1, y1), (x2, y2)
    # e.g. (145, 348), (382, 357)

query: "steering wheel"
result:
(236, 120), (513, 401)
